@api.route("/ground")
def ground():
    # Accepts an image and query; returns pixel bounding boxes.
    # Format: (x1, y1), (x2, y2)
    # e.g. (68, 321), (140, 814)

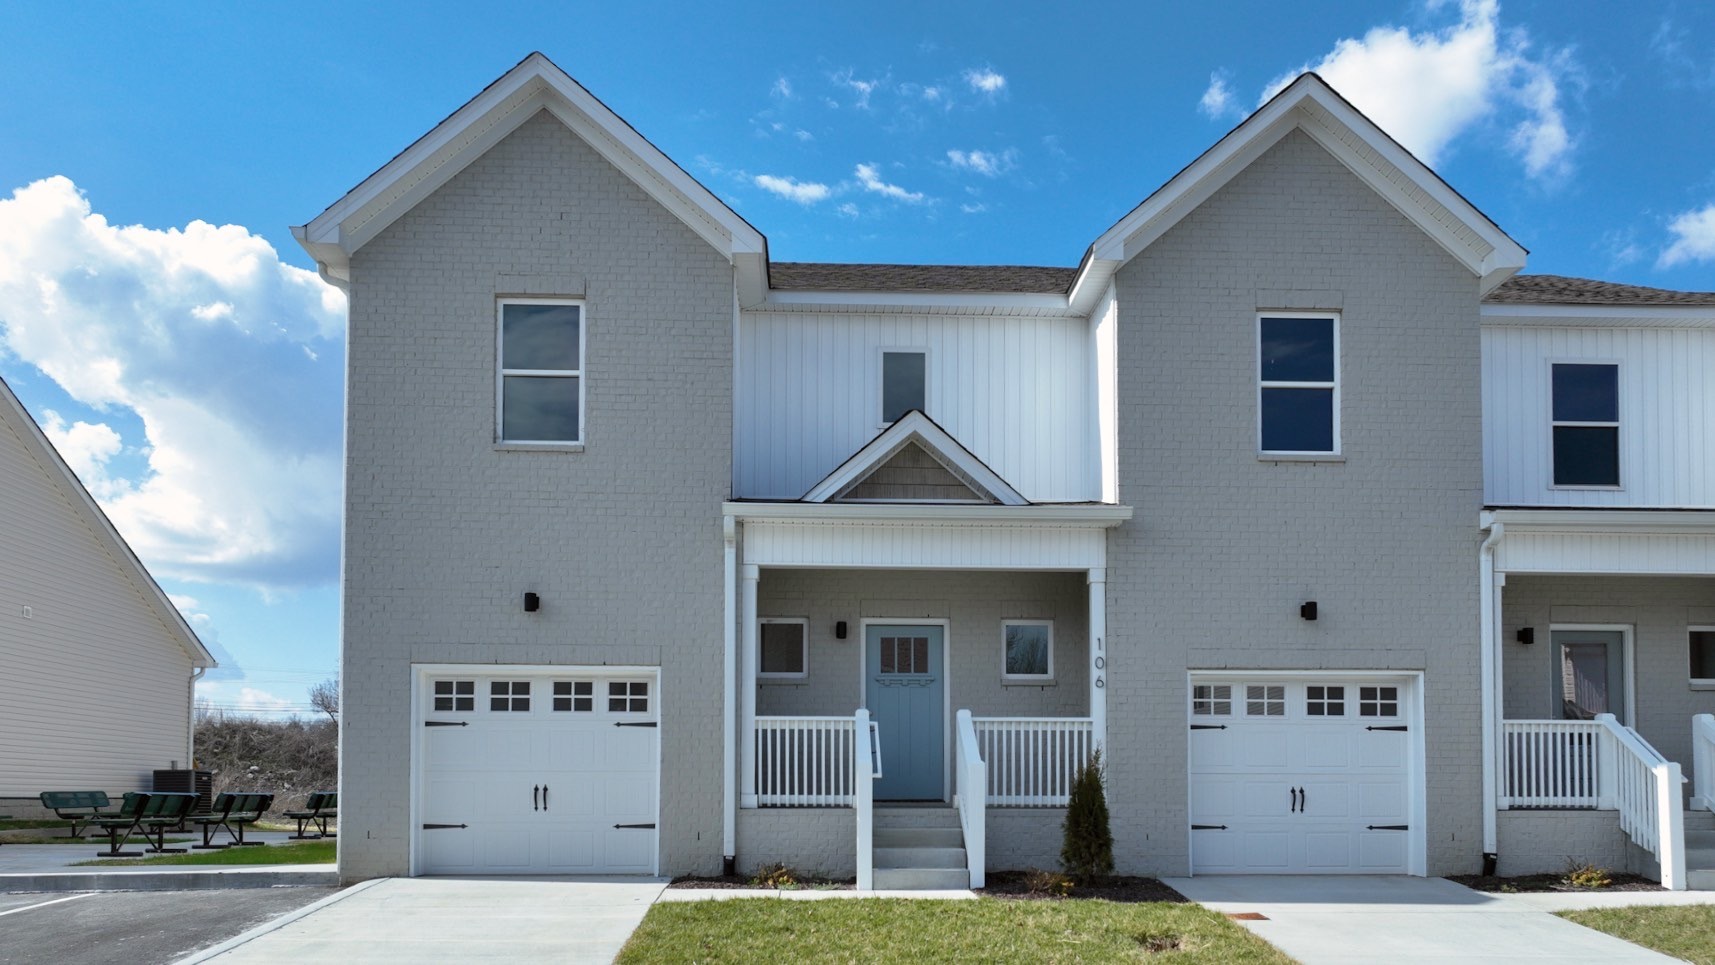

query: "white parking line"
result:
(0, 893), (96, 919)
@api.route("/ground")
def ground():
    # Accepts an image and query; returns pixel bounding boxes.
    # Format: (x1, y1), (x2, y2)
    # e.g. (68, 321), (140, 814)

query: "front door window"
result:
(1553, 629), (1627, 722)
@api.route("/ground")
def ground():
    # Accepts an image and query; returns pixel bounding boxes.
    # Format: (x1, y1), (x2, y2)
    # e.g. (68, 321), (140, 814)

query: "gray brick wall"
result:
(1496, 810), (1654, 878)
(737, 809), (856, 877)
(341, 110), (733, 881)
(1106, 129), (1487, 876)
(1501, 574), (1715, 790)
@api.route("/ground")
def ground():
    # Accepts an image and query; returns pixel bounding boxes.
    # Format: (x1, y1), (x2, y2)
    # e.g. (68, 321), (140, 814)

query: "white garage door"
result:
(1188, 675), (1417, 875)
(416, 669), (659, 875)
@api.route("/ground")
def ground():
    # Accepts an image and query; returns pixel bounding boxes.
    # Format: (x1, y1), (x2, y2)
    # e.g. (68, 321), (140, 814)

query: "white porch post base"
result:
(740, 563), (759, 809)
(1088, 567), (1107, 754)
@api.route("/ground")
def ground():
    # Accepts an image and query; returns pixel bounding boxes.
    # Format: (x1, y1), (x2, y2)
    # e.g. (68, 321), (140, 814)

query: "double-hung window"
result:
(1258, 314), (1339, 455)
(498, 300), (584, 445)
(1551, 363), (1619, 487)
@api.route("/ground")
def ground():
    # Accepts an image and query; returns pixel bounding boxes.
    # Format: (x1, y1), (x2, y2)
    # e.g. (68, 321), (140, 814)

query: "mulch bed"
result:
(1447, 872), (1663, 893)
(668, 873), (856, 890)
(979, 870), (1190, 903)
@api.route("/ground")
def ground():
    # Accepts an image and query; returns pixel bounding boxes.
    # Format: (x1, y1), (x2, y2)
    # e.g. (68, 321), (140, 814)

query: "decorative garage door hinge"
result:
(422, 823), (468, 830)
(424, 720), (469, 727)
(1190, 824), (1228, 830)
(613, 823), (656, 830)
(1188, 724), (1227, 730)
(1366, 825), (1409, 831)
(614, 721), (658, 727)
(1365, 725), (1408, 732)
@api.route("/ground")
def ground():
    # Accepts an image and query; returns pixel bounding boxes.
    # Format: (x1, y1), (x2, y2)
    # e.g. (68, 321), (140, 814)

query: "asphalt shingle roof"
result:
(1485, 274), (1715, 307)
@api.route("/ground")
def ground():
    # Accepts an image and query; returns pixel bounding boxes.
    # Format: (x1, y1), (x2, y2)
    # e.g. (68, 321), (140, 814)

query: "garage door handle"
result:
(1366, 725), (1408, 732)
(614, 823), (656, 829)
(615, 721), (658, 727)
(1189, 724), (1226, 730)
(423, 823), (468, 830)
(1190, 824), (1227, 830)
(425, 720), (468, 727)
(533, 785), (539, 811)
(542, 785), (548, 811)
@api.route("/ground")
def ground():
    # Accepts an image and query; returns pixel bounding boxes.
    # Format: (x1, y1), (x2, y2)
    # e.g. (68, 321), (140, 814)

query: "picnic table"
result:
(91, 792), (198, 857)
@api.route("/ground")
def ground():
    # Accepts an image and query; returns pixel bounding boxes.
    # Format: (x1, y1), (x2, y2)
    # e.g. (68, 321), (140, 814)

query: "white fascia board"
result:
(0, 378), (215, 668)
(1487, 508), (1715, 534)
(760, 289), (1075, 315)
(1066, 259), (1119, 317)
(724, 501), (1134, 526)
(1481, 304), (1715, 328)
(801, 410), (1029, 506)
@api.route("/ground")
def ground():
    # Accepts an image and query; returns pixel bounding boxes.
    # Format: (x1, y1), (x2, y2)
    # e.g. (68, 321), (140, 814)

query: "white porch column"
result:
(740, 563), (760, 809)
(1088, 567), (1107, 754)
(721, 516), (738, 860)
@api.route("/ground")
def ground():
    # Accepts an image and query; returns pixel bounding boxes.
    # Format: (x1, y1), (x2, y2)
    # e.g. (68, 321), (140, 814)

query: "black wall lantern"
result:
(1300, 601), (1318, 621)
(835, 621), (848, 639)
(524, 592), (541, 613)
(1516, 627), (1535, 645)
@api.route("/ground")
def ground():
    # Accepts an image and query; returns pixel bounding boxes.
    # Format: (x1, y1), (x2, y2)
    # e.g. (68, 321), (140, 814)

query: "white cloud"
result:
(1199, 71), (1237, 119)
(946, 149), (1016, 177)
(197, 680), (300, 716)
(832, 70), (882, 110)
(1659, 204), (1715, 267)
(837, 203), (860, 219)
(922, 86), (943, 102)
(794, 129), (815, 142)
(960, 203), (987, 214)
(963, 68), (1006, 94)
(854, 164), (926, 204)
(771, 76), (793, 99)
(753, 174), (831, 205)
(1254, 0), (1576, 178)
(0, 176), (345, 591)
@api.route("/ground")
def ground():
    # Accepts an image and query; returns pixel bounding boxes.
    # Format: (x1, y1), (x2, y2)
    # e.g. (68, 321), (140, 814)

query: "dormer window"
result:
(881, 350), (927, 425)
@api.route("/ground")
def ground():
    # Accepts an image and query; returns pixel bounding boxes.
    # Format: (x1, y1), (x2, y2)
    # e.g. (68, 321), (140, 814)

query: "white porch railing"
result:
(954, 710), (986, 889)
(754, 716), (858, 806)
(1595, 714), (1686, 891)
(1693, 714), (1715, 812)
(856, 708), (880, 892)
(1501, 720), (1603, 808)
(972, 717), (1094, 806)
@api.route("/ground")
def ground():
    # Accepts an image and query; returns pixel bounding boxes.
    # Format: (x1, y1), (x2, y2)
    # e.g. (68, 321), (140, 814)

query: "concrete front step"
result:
(874, 827), (963, 849)
(875, 846), (966, 870)
(873, 807), (960, 829)
(1690, 868), (1715, 891)
(873, 866), (969, 890)
(1685, 810), (1715, 833)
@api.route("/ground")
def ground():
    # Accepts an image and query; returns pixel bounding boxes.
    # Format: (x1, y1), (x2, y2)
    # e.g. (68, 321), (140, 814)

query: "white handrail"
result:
(1595, 714), (1686, 891)
(1692, 714), (1715, 812)
(855, 708), (879, 891)
(972, 717), (1093, 806)
(754, 716), (858, 806)
(954, 709), (986, 889)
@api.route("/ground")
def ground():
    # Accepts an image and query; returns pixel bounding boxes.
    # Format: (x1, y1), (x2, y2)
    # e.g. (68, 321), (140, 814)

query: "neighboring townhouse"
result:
(296, 53), (1715, 888)
(0, 374), (216, 812)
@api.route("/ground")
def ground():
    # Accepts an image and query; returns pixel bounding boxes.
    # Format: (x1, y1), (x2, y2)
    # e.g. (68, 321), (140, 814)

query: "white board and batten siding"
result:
(737, 309), (1098, 502)
(1483, 325), (1715, 509)
(0, 415), (197, 797)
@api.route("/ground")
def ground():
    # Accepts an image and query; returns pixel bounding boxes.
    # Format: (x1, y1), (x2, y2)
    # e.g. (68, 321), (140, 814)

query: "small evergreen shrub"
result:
(1061, 749), (1114, 880)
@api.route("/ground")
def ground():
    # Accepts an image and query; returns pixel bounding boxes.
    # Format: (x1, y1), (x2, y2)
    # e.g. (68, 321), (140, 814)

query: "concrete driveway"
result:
(1166, 875), (1683, 964)
(185, 877), (668, 964)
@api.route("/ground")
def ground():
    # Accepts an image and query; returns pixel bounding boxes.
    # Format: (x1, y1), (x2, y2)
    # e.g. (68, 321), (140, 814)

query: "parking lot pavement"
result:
(0, 888), (334, 965)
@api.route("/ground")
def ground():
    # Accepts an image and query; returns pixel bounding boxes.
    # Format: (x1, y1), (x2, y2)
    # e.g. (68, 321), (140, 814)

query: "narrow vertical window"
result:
(1259, 315), (1338, 454)
(1690, 628), (1715, 685)
(499, 300), (583, 444)
(1551, 363), (1619, 486)
(881, 350), (927, 424)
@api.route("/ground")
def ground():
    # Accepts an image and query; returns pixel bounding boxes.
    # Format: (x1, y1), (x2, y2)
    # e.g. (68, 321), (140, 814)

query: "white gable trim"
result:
(1069, 73), (1527, 316)
(0, 377), (214, 667)
(801, 410), (1029, 506)
(294, 52), (767, 295)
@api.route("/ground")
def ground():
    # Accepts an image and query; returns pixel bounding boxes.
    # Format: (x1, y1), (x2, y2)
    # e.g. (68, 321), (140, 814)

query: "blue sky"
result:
(2, 0), (1712, 715)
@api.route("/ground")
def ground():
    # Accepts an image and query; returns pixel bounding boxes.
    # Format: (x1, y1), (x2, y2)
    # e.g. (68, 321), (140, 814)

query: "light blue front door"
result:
(865, 625), (945, 801)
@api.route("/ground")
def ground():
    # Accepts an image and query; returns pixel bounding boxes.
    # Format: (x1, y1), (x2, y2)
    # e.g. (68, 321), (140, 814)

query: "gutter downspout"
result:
(722, 514), (738, 875)
(188, 666), (207, 766)
(1478, 515), (1503, 876)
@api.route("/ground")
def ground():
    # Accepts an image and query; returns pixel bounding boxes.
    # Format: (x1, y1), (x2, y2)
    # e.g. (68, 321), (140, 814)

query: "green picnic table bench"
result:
(92, 792), (197, 857)
(191, 792), (274, 849)
(283, 791), (336, 840)
(38, 790), (117, 838)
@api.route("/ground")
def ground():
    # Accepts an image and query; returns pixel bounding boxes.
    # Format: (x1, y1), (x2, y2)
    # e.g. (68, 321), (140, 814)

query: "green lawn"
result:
(1558, 905), (1715, 965)
(617, 897), (1292, 964)
(75, 839), (335, 867)
(0, 819), (75, 831)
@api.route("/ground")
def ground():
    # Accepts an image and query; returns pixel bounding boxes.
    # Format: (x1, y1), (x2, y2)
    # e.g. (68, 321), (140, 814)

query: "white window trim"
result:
(496, 298), (586, 446)
(878, 346), (930, 428)
(1691, 626), (1715, 690)
(1257, 312), (1341, 457)
(1547, 359), (1622, 491)
(1000, 619), (1054, 683)
(758, 617), (809, 680)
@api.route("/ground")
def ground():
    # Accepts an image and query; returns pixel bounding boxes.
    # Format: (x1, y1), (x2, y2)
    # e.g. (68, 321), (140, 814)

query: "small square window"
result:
(1002, 621), (1053, 680)
(490, 680), (530, 712)
(760, 620), (808, 679)
(1192, 684), (1232, 716)
(609, 680), (649, 713)
(1306, 685), (1346, 716)
(553, 680), (594, 712)
(881, 350), (927, 424)
(1359, 686), (1399, 717)
(433, 679), (475, 712)
(1691, 629), (1715, 683)
(1246, 684), (1285, 716)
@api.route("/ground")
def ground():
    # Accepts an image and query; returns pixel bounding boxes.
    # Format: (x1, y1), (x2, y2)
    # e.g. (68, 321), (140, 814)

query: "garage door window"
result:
(1359, 686), (1399, 717)
(609, 680), (649, 713)
(1246, 685), (1285, 716)
(1192, 684), (1232, 716)
(434, 679), (475, 712)
(553, 680), (594, 712)
(1306, 685), (1346, 716)
(491, 680), (531, 711)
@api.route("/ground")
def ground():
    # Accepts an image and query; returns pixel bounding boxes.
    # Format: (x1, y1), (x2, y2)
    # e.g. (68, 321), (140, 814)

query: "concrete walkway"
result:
(1165, 875), (1686, 964)
(184, 877), (669, 964)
